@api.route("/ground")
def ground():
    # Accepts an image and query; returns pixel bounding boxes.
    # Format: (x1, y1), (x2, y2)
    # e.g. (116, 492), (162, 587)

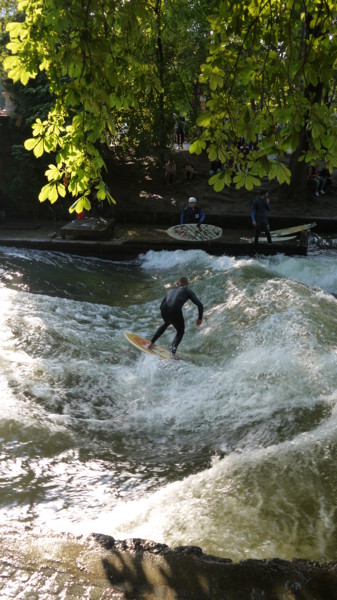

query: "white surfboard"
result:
(167, 223), (222, 242)
(240, 235), (297, 243)
(125, 331), (183, 361)
(270, 223), (316, 236)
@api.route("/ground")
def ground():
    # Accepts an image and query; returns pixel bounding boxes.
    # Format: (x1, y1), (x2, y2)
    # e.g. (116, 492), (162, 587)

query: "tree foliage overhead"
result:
(3, 0), (215, 212)
(0, 0), (19, 84)
(191, 0), (337, 195)
(4, 0), (337, 207)
(4, 0), (163, 212)
(118, 0), (216, 159)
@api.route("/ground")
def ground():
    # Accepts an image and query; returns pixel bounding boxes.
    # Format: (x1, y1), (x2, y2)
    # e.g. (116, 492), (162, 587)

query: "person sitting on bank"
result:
(181, 197), (205, 225)
(319, 167), (332, 193)
(165, 158), (176, 186)
(175, 115), (185, 148)
(251, 189), (272, 245)
(307, 165), (326, 197)
(183, 159), (197, 181)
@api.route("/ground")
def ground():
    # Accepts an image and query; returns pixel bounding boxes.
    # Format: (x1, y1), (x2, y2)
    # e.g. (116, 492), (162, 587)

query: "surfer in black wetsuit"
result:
(148, 276), (203, 358)
(251, 189), (272, 245)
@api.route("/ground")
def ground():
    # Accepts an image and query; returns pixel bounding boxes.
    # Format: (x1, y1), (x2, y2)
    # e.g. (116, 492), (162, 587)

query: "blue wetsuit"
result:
(151, 285), (203, 354)
(251, 195), (271, 244)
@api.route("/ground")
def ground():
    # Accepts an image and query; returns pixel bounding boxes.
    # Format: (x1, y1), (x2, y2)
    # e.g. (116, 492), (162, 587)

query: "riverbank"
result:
(2, 532), (337, 599)
(0, 217), (311, 258)
(2, 144), (336, 256)
(108, 144), (337, 226)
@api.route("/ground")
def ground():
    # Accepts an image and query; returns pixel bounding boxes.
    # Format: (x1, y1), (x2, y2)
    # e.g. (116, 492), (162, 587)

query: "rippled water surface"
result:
(0, 245), (337, 565)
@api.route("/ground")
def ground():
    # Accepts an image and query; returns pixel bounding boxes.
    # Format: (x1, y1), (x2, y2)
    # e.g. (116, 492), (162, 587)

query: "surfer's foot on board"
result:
(170, 350), (178, 360)
(148, 342), (154, 350)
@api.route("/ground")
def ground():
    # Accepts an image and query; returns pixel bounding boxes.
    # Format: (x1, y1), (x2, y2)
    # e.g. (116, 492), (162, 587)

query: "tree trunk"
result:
(283, 11), (324, 203)
(284, 128), (309, 201)
(154, 0), (167, 162)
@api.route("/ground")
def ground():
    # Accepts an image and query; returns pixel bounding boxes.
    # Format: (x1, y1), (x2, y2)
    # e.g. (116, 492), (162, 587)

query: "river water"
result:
(0, 242), (337, 570)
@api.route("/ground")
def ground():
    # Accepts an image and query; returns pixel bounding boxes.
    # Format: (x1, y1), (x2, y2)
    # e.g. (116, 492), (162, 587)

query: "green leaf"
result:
(45, 164), (61, 182)
(83, 196), (91, 210)
(209, 171), (226, 192)
(233, 171), (246, 189)
(224, 170), (232, 186)
(270, 162), (291, 185)
(232, 171), (261, 190)
(311, 122), (323, 140)
(32, 119), (45, 136)
(32, 139), (45, 158)
(48, 184), (59, 203)
(245, 174), (261, 190)
(57, 183), (67, 198)
(38, 182), (59, 203)
(196, 112), (212, 127)
(24, 138), (39, 151)
(69, 195), (90, 214)
(38, 184), (52, 203)
(96, 189), (105, 200)
(189, 139), (206, 155)
(69, 198), (83, 214)
(208, 147), (218, 161)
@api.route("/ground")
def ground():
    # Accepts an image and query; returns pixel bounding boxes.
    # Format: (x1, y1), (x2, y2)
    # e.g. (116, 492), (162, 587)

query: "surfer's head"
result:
(177, 276), (188, 286)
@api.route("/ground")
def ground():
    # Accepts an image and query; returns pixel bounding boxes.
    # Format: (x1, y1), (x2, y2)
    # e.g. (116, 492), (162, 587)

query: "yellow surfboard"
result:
(240, 234), (297, 243)
(125, 332), (183, 360)
(270, 222), (316, 236)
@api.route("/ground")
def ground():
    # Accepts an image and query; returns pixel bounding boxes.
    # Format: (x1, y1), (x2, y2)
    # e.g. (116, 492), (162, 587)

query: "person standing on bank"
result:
(148, 276), (203, 359)
(181, 197), (206, 225)
(251, 189), (272, 245)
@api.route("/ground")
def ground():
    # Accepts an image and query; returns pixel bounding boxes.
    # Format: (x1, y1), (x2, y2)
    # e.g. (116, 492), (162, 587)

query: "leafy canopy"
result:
(4, 0), (161, 212)
(191, 0), (337, 191)
(5, 0), (337, 202)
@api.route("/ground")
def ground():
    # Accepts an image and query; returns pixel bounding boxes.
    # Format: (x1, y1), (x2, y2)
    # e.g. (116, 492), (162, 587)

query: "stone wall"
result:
(2, 531), (337, 599)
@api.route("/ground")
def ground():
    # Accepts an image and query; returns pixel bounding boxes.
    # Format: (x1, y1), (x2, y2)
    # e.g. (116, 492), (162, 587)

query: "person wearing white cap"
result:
(180, 197), (205, 225)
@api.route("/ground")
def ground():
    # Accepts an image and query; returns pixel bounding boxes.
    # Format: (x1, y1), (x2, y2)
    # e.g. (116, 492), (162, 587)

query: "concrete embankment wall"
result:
(115, 208), (337, 233)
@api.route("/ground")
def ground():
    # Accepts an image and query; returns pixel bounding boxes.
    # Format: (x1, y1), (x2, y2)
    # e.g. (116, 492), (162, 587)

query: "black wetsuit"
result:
(180, 206), (205, 224)
(151, 285), (203, 353)
(251, 195), (271, 244)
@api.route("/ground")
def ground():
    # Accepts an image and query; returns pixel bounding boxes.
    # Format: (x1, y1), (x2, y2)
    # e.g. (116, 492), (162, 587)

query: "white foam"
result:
(0, 248), (337, 561)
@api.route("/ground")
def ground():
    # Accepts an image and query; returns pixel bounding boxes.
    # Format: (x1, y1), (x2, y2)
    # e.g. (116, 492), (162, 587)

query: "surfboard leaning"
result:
(270, 222), (316, 236)
(167, 223), (223, 242)
(240, 234), (297, 243)
(241, 223), (316, 243)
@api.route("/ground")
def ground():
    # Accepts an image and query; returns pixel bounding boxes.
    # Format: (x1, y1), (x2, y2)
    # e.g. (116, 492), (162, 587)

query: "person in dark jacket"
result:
(251, 190), (272, 244)
(181, 197), (205, 225)
(148, 276), (203, 358)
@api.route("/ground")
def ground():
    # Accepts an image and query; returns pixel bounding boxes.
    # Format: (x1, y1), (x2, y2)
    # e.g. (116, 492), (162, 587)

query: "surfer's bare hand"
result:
(196, 319), (202, 327)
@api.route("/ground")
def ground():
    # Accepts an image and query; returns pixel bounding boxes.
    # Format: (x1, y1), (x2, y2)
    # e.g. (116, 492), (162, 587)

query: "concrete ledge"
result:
(92, 534), (337, 600)
(115, 210), (337, 232)
(0, 234), (308, 259)
(60, 217), (115, 240)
